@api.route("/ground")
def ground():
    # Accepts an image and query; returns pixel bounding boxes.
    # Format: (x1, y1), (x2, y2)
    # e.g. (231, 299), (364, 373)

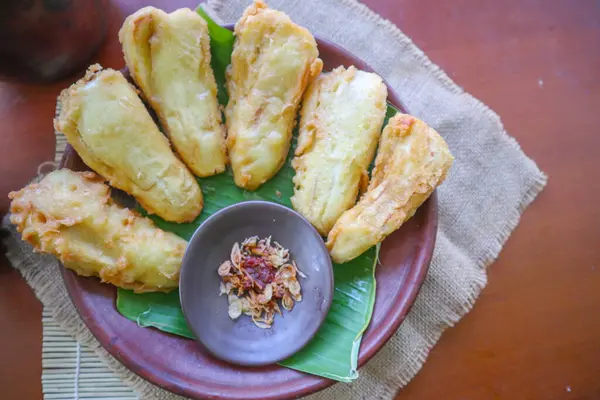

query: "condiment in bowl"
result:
(179, 201), (334, 366)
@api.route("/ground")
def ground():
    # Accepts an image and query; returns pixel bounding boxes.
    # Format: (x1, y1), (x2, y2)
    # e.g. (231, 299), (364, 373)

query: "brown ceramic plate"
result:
(58, 27), (437, 400)
(179, 201), (334, 366)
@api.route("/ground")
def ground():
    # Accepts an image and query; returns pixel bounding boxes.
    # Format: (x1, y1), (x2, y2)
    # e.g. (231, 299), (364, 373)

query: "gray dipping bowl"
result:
(179, 201), (334, 366)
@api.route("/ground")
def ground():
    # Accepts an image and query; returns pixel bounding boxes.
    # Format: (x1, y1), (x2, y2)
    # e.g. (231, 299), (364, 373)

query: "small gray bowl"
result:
(179, 201), (334, 366)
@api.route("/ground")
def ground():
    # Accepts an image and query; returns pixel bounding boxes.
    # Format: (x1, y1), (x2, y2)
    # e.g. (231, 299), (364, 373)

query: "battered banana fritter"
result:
(9, 170), (187, 293)
(54, 64), (203, 223)
(291, 66), (388, 236)
(119, 7), (227, 177)
(225, 0), (322, 190)
(327, 114), (454, 263)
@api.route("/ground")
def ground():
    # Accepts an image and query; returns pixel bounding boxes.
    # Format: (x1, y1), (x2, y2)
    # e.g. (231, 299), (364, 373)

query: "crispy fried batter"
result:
(119, 7), (227, 177)
(326, 114), (454, 263)
(8, 170), (187, 293)
(291, 66), (387, 236)
(225, 0), (322, 190)
(54, 64), (203, 223)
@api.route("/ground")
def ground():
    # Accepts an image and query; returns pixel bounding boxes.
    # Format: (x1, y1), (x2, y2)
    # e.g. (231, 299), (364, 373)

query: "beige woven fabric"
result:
(2, 0), (547, 399)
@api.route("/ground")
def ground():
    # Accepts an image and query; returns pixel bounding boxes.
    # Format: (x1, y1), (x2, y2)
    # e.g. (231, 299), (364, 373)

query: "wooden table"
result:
(1, 0), (599, 399)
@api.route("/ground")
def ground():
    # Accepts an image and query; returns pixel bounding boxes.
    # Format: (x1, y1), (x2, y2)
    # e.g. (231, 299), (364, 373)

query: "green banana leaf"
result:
(116, 7), (398, 382)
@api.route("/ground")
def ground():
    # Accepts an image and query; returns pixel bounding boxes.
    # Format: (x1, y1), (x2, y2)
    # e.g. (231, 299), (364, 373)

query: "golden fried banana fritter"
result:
(225, 0), (322, 190)
(327, 114), (454, 263)
(9, 170), (187, 293)
(119, 7), (227, 177)
(54, 64), (203, 223)
(291, 66), (388, 236)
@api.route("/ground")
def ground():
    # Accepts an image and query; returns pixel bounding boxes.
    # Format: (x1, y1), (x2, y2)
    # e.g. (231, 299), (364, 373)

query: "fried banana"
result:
(119, 7), (227, 177)
(291, 66), (388, 236)
(54, 64), (203, 223)
(327, 114), (454, 263)
(225, 0), (322, 190)
(8, 169), (187, 293)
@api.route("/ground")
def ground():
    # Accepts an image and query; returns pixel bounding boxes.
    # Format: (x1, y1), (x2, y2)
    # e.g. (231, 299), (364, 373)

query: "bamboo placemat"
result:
(42, 309), (138, 400)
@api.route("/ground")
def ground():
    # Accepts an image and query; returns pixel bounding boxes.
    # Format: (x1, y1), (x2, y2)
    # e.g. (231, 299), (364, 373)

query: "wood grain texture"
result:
(0, 0), (599, 399)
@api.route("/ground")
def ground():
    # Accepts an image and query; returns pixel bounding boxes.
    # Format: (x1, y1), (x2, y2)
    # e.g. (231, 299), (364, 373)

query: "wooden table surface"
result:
(1, 0), (599, 399)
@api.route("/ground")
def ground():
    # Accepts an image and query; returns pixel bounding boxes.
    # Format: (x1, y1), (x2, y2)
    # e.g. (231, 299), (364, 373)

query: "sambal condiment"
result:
(218, 236), (305, 329)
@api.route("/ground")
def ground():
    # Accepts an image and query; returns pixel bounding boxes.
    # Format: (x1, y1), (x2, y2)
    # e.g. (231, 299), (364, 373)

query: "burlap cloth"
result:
(2, 0), (547, 399)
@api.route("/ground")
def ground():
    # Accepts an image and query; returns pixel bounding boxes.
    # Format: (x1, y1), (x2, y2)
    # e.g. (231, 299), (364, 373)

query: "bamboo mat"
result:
(42, 309), (138, 400)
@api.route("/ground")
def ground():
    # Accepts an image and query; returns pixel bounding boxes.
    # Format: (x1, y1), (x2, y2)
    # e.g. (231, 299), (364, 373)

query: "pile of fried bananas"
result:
(9, 0), (453, 292)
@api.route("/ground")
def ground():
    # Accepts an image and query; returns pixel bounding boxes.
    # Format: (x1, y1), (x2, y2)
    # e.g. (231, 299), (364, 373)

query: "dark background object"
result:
(0, 0), (109, 83)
